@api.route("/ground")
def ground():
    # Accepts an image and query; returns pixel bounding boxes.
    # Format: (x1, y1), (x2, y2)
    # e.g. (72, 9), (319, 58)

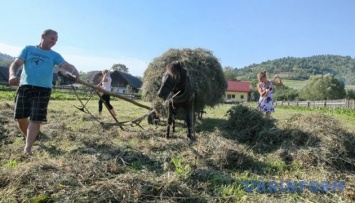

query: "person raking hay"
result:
(8, 29), (80, 156)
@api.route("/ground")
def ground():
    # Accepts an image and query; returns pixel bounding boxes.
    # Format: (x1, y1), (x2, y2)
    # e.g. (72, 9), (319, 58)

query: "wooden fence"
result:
(274, 99), (355, 109)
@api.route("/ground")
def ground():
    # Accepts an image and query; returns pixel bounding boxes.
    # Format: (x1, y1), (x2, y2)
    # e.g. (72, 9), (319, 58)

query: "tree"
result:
(233, 55), (355, 84)
(299, 74), (346, 100)
(0, 60), (12, 67)
(112, 63), (129, 73)
(273, 85), (300, 101)
(346, 89), (355, 99)
(223, 66), (237, 81)
(250, 79), (259, 89)
(79, 70), (89, 82)
(142, 48), (227, 113)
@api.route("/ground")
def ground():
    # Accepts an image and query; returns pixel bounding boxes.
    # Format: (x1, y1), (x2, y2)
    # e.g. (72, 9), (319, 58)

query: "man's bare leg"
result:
(24, 121), (41, 155)
(17, 118), (29, 139)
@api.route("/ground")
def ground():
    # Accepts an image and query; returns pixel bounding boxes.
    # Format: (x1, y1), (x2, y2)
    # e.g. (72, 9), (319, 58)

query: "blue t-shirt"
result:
(18, 45), (65, 88)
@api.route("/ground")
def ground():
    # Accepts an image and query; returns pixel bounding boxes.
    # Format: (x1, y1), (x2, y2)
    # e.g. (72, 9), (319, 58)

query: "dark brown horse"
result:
(157, 61), (195, 140)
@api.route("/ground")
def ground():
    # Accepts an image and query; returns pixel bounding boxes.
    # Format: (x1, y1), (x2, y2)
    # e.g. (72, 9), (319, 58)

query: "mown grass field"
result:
(281, 79), (306, 90)
(0, 95), (355, 202)
(274, 79), (355, 90)
(345, 85), (355, 90)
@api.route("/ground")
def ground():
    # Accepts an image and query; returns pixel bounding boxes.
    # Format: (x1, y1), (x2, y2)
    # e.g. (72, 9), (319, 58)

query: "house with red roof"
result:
(225, 81), (250, 102)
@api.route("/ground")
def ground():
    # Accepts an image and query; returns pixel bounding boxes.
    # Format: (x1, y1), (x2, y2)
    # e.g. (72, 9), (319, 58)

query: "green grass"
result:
(0, 89), (91, 101)
(269, 79), (355, 90)
(345, 84), (355, 90)
(273, 105), (355, 132)
(281, 79), (306, 89)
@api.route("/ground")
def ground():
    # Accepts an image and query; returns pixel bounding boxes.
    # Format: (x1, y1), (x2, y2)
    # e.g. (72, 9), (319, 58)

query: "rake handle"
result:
(59, 71), (151, 110)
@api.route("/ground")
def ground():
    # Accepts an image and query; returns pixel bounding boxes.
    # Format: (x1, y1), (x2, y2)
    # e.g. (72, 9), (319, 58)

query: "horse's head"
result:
(157, 61), (182, 100)
(157, 72), (176, 100)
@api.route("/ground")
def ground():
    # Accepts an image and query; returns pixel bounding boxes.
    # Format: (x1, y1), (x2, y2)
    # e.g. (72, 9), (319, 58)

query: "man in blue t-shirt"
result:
(8, 29), (80, 156)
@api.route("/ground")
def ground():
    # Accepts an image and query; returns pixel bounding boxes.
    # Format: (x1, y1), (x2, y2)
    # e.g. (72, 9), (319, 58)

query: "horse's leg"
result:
(187, 97), (196, 140)
(171, 108), (176, 133)
(147, 113), (153, 125)
(185, 105), (194, 140)
(166, 106), (174, 139)
(172, 116), (175, 133)
(166, 124), (170, 139)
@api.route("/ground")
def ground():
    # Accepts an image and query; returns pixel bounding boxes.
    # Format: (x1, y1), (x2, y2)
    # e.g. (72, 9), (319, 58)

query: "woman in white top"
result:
(257, 70), (282, 118)
(98, 69), (116, 116)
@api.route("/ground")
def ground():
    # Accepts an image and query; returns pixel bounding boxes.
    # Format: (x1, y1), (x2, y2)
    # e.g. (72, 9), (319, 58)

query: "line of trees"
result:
(243, 74), (350, 101)
(0, 52), (14, 67)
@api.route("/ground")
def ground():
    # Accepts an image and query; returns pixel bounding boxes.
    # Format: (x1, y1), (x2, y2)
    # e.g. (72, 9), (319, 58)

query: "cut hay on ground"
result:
(1, 101), (354, 202)
(225, 104), (355, 172)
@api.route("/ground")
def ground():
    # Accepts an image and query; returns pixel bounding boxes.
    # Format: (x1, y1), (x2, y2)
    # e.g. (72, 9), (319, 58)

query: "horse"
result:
(157, 61), (195, 140)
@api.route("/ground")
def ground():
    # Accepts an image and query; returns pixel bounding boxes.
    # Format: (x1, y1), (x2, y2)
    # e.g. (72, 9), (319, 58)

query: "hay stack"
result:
(225, 105), (270, 142)
(225, 105), (355, 171)
(142, 48), (227, 115)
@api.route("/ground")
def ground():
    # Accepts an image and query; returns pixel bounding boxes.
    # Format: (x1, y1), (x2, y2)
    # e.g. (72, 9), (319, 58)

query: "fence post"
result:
(324, 101), (326, 108)
(296, 101), (299, 106)
(307, 102), (310, 107)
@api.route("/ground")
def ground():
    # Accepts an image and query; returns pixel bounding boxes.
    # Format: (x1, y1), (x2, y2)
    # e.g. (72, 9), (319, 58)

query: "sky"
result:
(0, 0), (354, 77)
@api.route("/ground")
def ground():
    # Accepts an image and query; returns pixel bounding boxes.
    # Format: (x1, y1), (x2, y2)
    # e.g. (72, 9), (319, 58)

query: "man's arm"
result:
(60, 62), (80, 81)
(8, 58), (24, 86)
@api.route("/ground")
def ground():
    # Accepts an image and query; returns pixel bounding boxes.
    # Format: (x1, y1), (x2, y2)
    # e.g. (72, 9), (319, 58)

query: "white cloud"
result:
(0, 42), (22, 56)
(0, 42), (148, 77)
(62, 53), (148, 77)
(56, 46), (149, 77)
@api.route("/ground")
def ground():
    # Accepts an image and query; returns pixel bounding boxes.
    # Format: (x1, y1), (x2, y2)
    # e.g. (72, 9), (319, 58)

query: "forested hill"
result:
(235, 55), (355, 85)
(0, 52), (15, 67)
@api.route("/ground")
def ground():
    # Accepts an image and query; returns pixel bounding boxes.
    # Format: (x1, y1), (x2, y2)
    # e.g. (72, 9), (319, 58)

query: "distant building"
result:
(225, 81), (250, 102)
(87, 70), (142, 93)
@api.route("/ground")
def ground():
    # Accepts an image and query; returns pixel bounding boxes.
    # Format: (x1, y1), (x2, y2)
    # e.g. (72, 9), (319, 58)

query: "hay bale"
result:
(142, 48), (227, 114)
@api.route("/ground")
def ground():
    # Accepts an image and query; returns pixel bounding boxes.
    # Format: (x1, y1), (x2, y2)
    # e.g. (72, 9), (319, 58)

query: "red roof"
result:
(226, 81), (250, 92)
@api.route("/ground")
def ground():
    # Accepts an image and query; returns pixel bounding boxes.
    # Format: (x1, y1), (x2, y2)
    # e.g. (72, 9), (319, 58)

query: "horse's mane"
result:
(166, 61), (188, 90)
(166, 61), (183, 79)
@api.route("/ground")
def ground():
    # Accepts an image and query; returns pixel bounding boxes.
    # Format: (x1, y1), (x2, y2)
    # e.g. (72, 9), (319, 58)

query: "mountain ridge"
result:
(235, 54), (355, 84)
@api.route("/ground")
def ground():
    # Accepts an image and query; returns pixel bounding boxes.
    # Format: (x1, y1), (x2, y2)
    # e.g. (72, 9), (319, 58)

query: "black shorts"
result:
(14, 85), (51, 122)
